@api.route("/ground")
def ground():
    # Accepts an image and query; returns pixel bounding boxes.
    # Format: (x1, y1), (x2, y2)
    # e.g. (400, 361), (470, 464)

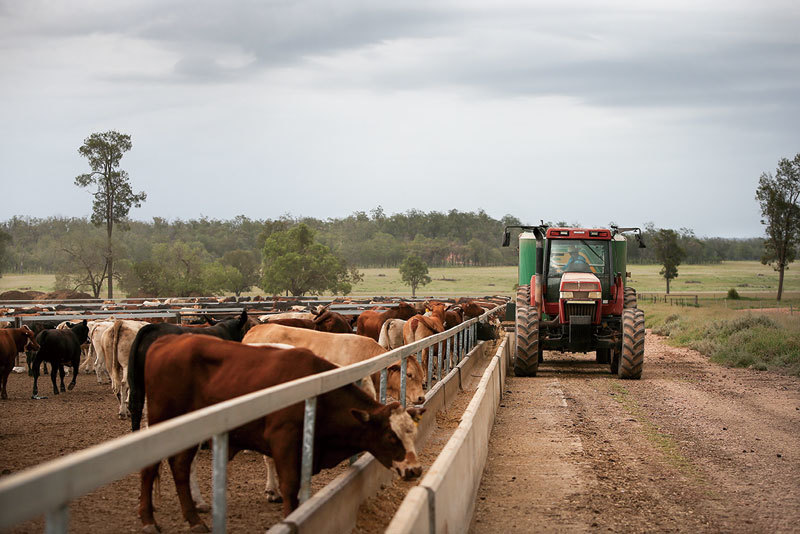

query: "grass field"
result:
(641, 300), (800, 375)
(2, 261), (799, 302)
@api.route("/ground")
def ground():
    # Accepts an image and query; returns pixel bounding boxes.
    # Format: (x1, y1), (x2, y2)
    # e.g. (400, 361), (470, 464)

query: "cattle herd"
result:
(0, 297), (504, 532)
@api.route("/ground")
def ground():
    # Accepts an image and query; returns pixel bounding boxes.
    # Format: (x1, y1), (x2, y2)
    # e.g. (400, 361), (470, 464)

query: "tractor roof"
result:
(546, 228), (612, 240)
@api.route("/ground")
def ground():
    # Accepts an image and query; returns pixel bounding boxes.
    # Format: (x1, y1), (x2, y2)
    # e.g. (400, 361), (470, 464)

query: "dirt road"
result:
(471, 332), (800, 533)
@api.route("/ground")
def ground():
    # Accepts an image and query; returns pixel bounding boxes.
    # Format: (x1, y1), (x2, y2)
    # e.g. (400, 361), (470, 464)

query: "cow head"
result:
(18, 325), (39, 352)
(351, 402), (425, 480)
(70, 319), (90, 344)
(386, 356), (426, 405)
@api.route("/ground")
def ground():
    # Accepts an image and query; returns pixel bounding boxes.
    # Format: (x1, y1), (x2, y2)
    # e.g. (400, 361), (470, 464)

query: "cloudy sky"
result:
(1, 0), (798, 237)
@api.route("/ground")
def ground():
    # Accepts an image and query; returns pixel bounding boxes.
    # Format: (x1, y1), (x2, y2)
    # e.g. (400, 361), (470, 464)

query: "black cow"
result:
(24, 320), (62, 376)
(128, 310), (252, 431)
(31, 319), (89, 399)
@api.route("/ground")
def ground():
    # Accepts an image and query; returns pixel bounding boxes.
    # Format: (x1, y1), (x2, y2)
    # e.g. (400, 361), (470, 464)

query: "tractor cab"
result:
(502, 223), (646, 378)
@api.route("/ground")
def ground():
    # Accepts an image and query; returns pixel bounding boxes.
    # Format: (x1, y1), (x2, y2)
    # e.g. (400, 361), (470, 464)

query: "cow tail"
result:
(128, 327), (147, 432)
(107, 321), (123, 396)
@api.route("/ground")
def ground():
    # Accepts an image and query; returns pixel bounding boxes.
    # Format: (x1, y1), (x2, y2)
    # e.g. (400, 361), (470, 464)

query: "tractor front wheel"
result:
(619, 308), (645, 379)
(515, 303), (540, 377)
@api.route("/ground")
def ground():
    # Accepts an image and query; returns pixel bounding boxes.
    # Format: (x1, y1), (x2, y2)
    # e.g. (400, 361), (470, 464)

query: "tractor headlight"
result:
(588, 291), (601, 299)
(560, 291), (573, 299)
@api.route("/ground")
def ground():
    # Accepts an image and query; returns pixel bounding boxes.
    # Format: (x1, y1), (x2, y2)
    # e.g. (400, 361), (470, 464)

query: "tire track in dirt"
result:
(471, 333), (800, 533)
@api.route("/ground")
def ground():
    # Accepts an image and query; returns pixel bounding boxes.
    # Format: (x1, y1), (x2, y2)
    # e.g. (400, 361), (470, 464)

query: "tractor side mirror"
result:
(502, 231), (511, 247)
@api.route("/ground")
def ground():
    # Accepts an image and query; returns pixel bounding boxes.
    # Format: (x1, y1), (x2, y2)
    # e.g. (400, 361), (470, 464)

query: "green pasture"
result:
(0, 273), (59, 294)
(1, 261), (799, 301)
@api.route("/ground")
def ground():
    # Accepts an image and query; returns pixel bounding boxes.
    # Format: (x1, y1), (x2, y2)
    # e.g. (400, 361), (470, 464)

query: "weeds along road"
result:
(470, 332), (800, 533)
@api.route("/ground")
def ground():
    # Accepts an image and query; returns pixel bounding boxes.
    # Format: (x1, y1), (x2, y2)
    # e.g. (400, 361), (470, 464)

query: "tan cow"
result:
(101, 319), (148, 419)
(402, 304), (446, 380)
(378, 319), (407, 351)
(83, 320), (116, 383)
(242, 324), (425, 406)
(258, 312), (314, 323)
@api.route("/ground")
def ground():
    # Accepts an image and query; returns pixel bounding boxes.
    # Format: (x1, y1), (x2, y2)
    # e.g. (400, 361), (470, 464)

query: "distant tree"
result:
(756, 154), (800, 301)
(261, 223), (358, 296)
(0, 228), (10, 277)
(201, 262), (242, 296)
(399, 254), (431, 297)
(221, 249), (261, 296)
(652, 229), (686, 294)
(75, 131), (146, 298)
(55, 231), (113, 298)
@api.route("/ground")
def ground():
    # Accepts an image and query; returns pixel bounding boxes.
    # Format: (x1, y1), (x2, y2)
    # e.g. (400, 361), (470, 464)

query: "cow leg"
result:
(138, 462), (161, 533)
(53, 364), (62, 395)
(31, 357), (40, 398)
(167, 449), (208, 532)
(79, 346), (93, 374)
(270, 432), (302, 515)
(263, 456), (282, 502)
(95, 347), (110, 384)
(189, 453), (210, 512)
(1, 369), (9, 400)
(67, 356), (78, 391)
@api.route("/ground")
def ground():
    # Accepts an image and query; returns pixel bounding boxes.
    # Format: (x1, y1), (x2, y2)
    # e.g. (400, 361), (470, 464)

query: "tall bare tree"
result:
(756, 153), (800, 301)
(75, 131), (146, 298)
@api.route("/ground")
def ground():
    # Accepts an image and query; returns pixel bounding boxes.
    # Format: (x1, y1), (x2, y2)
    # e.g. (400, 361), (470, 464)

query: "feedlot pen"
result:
(0, 302), (506, 533)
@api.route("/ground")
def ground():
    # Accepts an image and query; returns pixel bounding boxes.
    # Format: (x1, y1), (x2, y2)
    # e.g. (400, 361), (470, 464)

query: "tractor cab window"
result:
(549, 241), (607, 275)
(546, 239), (611, 301)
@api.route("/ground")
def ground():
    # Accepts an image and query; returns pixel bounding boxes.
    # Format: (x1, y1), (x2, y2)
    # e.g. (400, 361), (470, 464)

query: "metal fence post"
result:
(400, 356), (407, 408)
(426, 346), (434, 390)
(436, 341), (443, 382)
(299, 396), (317, 504)
(45, 505), (68, 534)
(444, 336), (451, 375)
(379, 368), (387, 404)
(212, 432), (229, 534)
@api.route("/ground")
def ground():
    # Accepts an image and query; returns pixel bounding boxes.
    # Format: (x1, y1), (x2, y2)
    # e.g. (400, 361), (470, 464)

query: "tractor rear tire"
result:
(619, 308), (645, 379)
(514, 304), (540, 377)
(624, 287), (637, 309)
(516, 285), (531, 309)
(596, 347), (611, 364)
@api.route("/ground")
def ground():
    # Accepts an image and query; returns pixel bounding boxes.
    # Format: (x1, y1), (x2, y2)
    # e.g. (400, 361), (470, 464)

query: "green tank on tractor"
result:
(502, 224), (646, 378)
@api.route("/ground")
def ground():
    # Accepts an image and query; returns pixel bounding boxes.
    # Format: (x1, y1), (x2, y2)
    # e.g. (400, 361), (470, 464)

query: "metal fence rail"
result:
(0, 305), (504, 533)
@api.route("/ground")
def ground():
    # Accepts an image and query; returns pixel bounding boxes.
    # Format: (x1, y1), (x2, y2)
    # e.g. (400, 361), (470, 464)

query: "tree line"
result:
(0, 213), (767, 274)
(0, 130), (794, 300)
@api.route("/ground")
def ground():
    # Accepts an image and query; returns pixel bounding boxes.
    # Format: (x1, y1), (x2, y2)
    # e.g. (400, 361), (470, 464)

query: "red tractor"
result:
(502, 225), (646, 378)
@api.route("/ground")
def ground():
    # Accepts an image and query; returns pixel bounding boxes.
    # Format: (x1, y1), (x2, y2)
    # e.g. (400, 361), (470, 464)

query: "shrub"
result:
(727, 288), (740, 299)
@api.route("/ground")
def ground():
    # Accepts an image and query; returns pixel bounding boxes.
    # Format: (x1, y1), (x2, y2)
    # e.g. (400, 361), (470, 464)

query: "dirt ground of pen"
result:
(470, 332), (800, 533)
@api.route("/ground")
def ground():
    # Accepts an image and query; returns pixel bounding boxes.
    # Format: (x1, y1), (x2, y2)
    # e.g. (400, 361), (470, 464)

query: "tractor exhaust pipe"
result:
(533, 226), (545, 310)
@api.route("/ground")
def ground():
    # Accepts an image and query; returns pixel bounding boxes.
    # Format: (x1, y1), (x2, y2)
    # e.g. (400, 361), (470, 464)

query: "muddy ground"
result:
(470, 332), (800, 533)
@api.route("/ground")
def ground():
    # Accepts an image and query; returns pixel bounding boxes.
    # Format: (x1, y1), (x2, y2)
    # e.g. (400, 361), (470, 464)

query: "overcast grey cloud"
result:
(1, 0), (798, 237)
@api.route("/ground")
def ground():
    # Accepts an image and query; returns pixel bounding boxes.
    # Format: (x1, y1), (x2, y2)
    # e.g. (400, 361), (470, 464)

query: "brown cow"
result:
(264, 318), (317, 330)
(356, 302), (418, 341)
(242, 324), (425, 406)
(312, 309), (353, 333)
(138, 335), (424, 530)
(0, 326), (39, 399)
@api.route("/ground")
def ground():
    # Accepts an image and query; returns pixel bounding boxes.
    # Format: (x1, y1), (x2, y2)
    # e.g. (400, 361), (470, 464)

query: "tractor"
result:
(502, 224), (646, 378)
